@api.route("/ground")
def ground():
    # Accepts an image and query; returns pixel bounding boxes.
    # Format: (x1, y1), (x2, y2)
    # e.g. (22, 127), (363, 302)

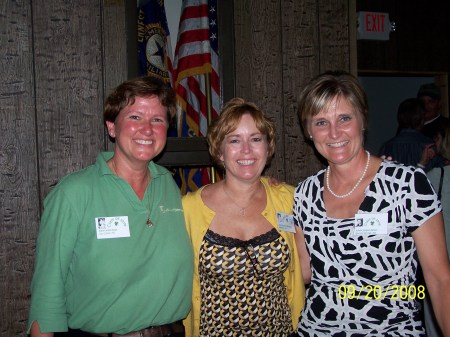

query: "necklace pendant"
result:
(239, 208), (245, 216)
(146, 217), (154, 227)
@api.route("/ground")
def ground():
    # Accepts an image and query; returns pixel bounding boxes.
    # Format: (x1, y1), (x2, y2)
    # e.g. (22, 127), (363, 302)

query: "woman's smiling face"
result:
(106, 95), (169, 165)
(219, 114), (269, 183)
(307, 96), (365, 165)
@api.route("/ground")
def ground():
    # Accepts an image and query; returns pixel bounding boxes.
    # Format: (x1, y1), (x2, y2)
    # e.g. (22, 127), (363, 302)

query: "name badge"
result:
(276, 212), (296, 233)
(95, 216), (130, 239)
(354, 213), (388, 236)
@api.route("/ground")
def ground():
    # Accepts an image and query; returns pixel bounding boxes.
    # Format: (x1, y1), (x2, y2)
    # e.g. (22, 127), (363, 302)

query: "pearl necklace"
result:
(326, 151), (371, 199)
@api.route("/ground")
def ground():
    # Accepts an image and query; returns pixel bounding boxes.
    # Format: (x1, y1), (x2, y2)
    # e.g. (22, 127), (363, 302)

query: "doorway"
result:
(358, 73), (448, 154)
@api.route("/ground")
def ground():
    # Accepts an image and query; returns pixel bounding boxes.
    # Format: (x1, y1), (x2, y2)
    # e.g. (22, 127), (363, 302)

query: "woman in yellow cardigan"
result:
(182, 98), (306, 337)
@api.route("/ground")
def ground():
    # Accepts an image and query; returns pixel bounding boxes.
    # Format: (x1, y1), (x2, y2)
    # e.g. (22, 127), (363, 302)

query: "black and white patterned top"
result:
(293, 161), (441, 337)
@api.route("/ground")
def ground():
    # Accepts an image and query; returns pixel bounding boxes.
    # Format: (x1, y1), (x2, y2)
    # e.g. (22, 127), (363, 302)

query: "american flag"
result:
(173, 0), (221, 193)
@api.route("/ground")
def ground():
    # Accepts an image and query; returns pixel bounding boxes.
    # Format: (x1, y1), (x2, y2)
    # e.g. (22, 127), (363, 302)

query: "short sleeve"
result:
(405, 168), (442, 232)
(293, 182), (304, 229)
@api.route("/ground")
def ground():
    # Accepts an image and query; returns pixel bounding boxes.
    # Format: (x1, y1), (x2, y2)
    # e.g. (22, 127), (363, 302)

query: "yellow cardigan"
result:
(182, 177), (305, 337)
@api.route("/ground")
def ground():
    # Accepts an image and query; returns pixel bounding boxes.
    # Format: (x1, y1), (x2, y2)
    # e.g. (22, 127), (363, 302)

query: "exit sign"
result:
(357, 11), (392, 41)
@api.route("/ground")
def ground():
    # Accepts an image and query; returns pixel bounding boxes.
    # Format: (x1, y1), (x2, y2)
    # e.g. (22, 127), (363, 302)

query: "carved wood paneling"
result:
(102, 0), (130, 151)
(280, 0), (323, 185)
(318, 0), (350, 73)
(32, 0), (105, 200)
(0, 1), (38, 335)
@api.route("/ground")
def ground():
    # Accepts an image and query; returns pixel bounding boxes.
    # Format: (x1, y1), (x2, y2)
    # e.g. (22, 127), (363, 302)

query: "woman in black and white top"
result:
(292, 71), (450, 337)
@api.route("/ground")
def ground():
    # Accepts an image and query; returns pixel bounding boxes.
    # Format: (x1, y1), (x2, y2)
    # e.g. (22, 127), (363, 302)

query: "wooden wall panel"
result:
(233, 0), (286, 180)
(280, 0), (323, 185)
(32, 0), (105, 201)
(318, 0), (350, 73)
(102, 0), (130, 151)
(0, 1), (38, 335)
(103, 0), (129, 100)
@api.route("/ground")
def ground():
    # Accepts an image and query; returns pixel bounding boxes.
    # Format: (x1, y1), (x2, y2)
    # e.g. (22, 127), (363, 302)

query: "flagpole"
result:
(204, 72), (216, 183)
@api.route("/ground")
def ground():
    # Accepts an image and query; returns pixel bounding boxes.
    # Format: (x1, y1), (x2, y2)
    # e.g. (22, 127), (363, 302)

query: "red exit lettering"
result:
(365, 13), (386, 32)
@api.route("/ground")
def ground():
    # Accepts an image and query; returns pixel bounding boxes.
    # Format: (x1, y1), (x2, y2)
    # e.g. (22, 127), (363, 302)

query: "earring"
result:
(309, 135), (313, 139)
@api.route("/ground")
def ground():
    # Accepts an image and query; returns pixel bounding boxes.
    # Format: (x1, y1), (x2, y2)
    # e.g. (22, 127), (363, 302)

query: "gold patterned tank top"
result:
(198, 228), (292, 337)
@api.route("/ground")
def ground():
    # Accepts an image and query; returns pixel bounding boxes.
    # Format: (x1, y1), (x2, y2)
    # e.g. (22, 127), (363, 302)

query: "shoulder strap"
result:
(438, 167), (444, 200)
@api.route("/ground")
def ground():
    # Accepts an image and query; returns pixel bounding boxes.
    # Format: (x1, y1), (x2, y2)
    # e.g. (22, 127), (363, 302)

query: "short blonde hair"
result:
(207, 98), (276, 167)
(297, 71), (368, 138)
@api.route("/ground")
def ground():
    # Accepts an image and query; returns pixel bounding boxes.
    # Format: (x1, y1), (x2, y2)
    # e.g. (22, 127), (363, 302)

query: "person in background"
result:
(417, 82), (449, 139)
(182, 98), (305, 337)
(378, 98), (435, 169)
(423, 121), (450, 337)
(419, 120), (450, 171)
(293, 71), (450, 336)
(28, 76), (193, 337)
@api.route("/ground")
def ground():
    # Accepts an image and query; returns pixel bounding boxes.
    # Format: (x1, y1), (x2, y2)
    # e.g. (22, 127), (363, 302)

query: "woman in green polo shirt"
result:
(28, 77), (193, 337)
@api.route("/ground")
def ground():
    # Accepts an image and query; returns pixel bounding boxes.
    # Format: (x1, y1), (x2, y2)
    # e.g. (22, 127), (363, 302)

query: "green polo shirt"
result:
(28, 152), (193, 334)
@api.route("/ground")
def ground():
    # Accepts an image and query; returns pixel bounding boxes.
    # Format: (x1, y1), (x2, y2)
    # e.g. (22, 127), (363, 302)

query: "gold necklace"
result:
(109, 159), (154, 227)
(222, 183), (258, 216)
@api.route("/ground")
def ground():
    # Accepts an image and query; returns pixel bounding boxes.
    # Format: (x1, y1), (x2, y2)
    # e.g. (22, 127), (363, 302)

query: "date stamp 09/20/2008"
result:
(337, 284), (426, 301)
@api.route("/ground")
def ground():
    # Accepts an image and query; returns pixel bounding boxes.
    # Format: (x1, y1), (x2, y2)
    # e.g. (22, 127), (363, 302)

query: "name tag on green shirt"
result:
(95, 216), (131, 239)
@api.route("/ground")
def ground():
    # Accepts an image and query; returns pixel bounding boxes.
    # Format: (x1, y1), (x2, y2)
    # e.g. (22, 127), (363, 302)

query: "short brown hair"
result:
(207, 98), (276, 167)
(103, 76), (177, 125)
(297, 71), (368, 138)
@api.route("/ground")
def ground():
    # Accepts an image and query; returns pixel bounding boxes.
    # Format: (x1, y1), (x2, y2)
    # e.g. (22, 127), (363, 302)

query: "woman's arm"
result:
(30, 321), (54, 337)
(295, 227), (311, 284)
(413, 212), (450, 336)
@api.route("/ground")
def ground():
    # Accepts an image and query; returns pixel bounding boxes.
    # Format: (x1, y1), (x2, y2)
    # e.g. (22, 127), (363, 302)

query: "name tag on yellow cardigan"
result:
(95, 216), (130, 239)
(276, 212), (296, 233)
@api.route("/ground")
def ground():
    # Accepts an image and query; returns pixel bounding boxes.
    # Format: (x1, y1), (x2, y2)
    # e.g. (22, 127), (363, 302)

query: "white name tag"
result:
(276, 212), (296, 233)
(354, 213), (388, 235)
(95, 216), (130, 239)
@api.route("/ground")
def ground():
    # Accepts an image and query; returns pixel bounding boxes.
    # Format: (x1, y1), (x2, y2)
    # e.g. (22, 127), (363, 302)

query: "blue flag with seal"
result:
(137, 0), (177, 136)
(137, 0), (173, 83)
